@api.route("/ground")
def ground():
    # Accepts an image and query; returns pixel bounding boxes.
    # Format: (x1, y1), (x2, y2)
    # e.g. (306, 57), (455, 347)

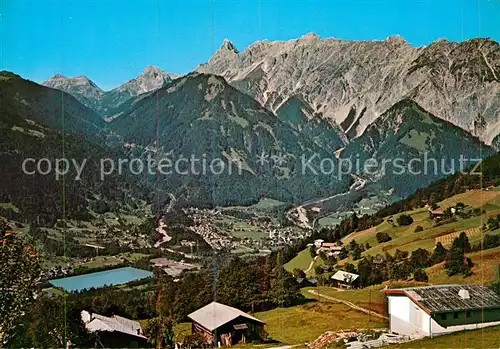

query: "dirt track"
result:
(308, 289), (388, 320)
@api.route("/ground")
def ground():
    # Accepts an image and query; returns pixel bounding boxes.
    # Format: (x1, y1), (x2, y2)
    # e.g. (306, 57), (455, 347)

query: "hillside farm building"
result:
(81, 310), (148, 348)
(384, 284), (500, 338)
(314, 239), (324, 248)
(296, 277), (318, 288)
(430, 210), (445, 219)
(331, 270), (359, 289)
(318, 243), (343, 257)
(188, 302), (266, 346)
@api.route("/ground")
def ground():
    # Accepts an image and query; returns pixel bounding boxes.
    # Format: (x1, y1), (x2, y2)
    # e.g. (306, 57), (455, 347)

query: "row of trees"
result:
(0, 229), (42, 345)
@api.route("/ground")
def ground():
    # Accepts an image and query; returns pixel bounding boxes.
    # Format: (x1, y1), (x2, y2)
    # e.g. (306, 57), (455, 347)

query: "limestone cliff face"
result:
(198, 34), (500, 144)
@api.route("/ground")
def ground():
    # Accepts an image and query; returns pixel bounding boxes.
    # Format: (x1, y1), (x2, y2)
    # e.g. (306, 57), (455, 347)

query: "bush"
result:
(182, 333), (207, 348)
(414, 225), (424, 233)
(491, 282), (500, 296)
(91, 200), (110, 214)
(376, 232), (392, 243)
(483, 234), (500, 250)
(309, 246), (316, 258)
(397, 214), (414, 226)
(414, 269), (429, 282)
(292, 268), (306, 279)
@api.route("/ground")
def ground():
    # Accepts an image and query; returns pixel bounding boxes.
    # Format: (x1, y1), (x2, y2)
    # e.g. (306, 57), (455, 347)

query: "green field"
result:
(249, 198), (287, 211)
(254, 301), (386, 345)
(282, 189), (500, 288)
(302, 281), (430, 316)
(173, 322), (192, 342)
(303, 285), (389, 316)
(284, 248), (313, 272)
(317, 215), (344, 228)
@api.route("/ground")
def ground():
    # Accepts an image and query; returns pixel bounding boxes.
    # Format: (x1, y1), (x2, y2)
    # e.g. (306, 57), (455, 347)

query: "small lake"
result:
(49, 267), (153, 292)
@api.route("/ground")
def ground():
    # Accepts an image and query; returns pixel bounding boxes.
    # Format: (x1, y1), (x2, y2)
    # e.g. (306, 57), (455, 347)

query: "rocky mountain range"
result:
(4, 33), (499, 215)
(43, 66), (175, 117)
(198, 34), (500, 145)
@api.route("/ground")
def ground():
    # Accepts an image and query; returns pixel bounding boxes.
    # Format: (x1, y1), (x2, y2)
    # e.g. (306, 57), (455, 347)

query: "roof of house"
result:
(331, 270), (359, 283)
(321, 243), (340, 248)
(297, 277), (318, 285)
(82, 311), (146, 339)
(384, 284), (500, 314)
(188, 302), (265, 331)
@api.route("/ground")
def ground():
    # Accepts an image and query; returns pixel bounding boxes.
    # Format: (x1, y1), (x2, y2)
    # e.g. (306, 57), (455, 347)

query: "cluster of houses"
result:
(42, 265), (72, 280)
(186, 207), (312, 253)
(265, 229), (311, 249)
(310, 239), (343, 258)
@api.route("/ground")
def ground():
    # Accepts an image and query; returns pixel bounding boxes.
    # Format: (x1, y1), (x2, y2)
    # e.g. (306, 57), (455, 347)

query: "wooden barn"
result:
(188, 302), (266, 346)
(81, 310), (148, 348)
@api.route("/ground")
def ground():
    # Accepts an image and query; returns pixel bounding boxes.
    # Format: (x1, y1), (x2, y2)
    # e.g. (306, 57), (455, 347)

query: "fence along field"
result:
(434, 226), (482, 246)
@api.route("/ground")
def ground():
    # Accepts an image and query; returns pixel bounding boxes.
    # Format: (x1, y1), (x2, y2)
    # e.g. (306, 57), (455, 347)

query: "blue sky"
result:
(1, 0), (499, 90)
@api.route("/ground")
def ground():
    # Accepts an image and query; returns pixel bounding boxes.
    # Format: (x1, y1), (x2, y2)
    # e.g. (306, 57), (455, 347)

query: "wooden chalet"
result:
(188, 302), (266, 346)
(331, 270), (359, 289)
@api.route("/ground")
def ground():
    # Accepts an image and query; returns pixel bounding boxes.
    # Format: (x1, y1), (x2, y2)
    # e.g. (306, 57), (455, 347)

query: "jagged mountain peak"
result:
(385, 35), (410, 46)
(50, 73), (67, 79)
(113, 66), (172, 96)
(75, 75), (101, 88)
(43, 73), (105, 109)
(44, 73), (102, 90)
(300, 32), (321, 41)
(1, 71), (104, 135)
(141, 65), (167, 78)
(220, 39), (239, 53)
